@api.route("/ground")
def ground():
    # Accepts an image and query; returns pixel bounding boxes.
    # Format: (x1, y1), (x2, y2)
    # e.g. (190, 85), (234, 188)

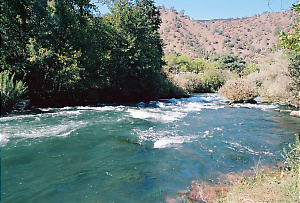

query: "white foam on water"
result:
(154, 137), (185, 149)
(157, 102), (166, 108)
(202, 130), (210, 138)
(127, 108), (185, 123)
(224, 141), (274, 156)
(186, 94), (223, 103)
(48, 110), (82, 117)
(0, 133), (9, 146)
(232, 103), (278, 111)
(213, 127), (223, 131)
(77, 106), (125, 112)
(127, 109), (156, 120)
(126, 95), (226, 123)
(60, 129), (77, 137)
(0, 114), (37, 122)
(38, 107), (54, 111)
(0, 104), (126, 146)
(60, 106), (73, 110)
(1, 119), (87, 146)
(134, 127), (208, 149)
(0, 110), (82, 122)
(133, 127), (170, 144)
(181, 102), (224, 112)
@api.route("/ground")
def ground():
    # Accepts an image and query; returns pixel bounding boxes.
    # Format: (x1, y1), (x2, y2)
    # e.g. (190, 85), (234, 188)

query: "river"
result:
(1, 94), (299, 202)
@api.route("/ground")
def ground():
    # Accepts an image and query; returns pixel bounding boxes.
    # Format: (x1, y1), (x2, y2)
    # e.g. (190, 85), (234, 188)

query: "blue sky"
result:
(154, 0), (298, 20)
(95, 0), (298, 20)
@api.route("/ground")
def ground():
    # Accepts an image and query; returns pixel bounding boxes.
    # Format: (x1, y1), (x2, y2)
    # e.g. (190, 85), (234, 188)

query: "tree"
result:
(102, 0), (166, 100)
(279, 1), (300, 107)
(1, 0), (170, 107)
(163, 52), (180, 73)
(177, 54), (193, 72)
(1, 0), (34, 76)
(192, 58), (207, 74)
(209, 54), (246, 76)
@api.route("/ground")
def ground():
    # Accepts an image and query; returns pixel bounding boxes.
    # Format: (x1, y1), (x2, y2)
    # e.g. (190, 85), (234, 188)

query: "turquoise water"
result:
(1, 94), (299, 202)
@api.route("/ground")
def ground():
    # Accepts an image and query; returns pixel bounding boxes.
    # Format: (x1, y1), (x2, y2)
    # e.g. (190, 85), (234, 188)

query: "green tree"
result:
(279, 1), (300, 107)
(103, 0), (165, 100)
(163, 52), (180, 73)
(192, 58), (208, 74)
(0, 0), (34, 76)
(209, 54), (246, 76)
(240, 63), (260, 77)
(177, 54), (193, 72)
(1, 0), (171, 107)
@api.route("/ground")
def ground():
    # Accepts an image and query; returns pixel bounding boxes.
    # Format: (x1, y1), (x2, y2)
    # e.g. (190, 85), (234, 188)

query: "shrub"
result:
(172, 73), (205, 94)
(258, 74), (293, 104)
(0, 70), (27, 110)
(219, 78), (257, 103)
(246, 50), (297, 106)
(200, 69), (226, 92)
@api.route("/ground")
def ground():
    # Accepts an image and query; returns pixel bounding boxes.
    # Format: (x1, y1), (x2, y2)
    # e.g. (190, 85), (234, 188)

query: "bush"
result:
(220, 51), (297, 105)
(200, 69), (226, 92)
(0, 70), (27, 110)
(219, 78), (257, 103)
(247, 51), (297, 106)
(172, 73), (205, 94)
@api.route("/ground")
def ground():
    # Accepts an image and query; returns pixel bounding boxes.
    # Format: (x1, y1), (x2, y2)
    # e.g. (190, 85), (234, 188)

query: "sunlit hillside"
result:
(159, 7), (294, 58)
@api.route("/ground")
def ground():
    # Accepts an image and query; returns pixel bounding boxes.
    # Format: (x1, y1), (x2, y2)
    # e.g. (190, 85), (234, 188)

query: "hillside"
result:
(159, 7), (294, 58)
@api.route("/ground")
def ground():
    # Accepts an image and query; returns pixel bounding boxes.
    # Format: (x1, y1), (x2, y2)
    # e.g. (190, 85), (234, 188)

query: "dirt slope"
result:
(159, 7), (294, 58)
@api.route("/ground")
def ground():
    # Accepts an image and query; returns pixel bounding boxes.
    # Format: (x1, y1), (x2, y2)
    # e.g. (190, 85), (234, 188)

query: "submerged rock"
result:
(13, 100), (30, 110)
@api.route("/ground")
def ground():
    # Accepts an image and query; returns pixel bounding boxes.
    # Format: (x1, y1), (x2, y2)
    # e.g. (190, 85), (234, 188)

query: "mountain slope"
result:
(159, 7), (294, 58)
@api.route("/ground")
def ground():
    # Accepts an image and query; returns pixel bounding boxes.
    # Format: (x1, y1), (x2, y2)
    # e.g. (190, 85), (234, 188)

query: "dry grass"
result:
(216, 168), (299, 203)
(167, 165), (299, 203)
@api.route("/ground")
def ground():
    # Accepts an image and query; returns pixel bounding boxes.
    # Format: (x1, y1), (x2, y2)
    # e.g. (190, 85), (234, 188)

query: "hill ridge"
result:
(159, 7), (294, 59)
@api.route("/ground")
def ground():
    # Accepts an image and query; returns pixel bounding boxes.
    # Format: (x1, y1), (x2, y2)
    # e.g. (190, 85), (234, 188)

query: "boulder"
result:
(290, 111), (300, 117)
(280, 109), (292, 113)
(13, 100), (30, 110)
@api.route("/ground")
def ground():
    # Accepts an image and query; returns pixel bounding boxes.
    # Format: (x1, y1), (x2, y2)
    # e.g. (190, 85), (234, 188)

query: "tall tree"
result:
(103, 0), (165, 100)
(1, 0), (169, 107)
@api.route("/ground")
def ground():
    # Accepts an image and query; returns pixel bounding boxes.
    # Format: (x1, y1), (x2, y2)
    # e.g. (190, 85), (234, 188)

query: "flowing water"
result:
(1, 94), (299, 202)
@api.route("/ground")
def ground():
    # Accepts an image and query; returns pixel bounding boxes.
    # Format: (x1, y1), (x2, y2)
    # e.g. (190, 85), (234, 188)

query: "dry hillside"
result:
(159, 7), (294, 58)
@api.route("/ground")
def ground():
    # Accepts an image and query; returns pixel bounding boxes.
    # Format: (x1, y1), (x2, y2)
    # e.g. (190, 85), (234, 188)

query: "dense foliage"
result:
(0, 71), (27, 110)
(209, 54), (246, 76)
(1, 0), (170, 108)
(163, 53), (246, 93)
(279, 1), (300, 107)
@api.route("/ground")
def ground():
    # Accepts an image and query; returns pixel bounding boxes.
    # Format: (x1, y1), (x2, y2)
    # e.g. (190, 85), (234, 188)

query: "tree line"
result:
(1, 0), (174, 109)
(1, 0), (299, 110)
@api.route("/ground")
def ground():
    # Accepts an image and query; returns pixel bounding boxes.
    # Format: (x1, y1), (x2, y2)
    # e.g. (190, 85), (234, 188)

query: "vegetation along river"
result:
(1, 94), (299, 202)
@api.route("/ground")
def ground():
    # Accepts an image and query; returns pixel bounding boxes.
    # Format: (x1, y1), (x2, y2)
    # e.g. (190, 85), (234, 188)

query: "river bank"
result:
(171, 155), (299, 202)
(170, 104), (300, 203)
